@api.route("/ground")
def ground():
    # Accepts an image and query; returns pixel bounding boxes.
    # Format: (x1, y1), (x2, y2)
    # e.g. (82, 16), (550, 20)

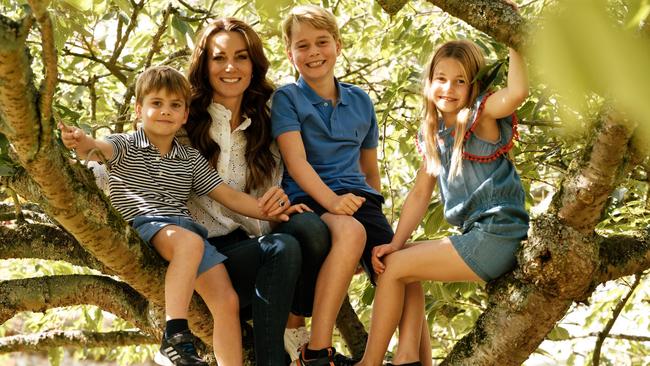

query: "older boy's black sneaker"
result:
(296, 345), (357, 366)
(385, 362), (422, 366)
(154, 330), (208, 366)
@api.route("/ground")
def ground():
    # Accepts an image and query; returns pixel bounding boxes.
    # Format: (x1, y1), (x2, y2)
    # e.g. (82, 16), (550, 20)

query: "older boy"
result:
(271, 5), (412, 366)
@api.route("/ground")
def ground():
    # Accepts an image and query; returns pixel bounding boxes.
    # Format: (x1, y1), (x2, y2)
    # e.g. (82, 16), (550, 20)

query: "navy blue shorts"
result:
(132, 215), (227, 275)
(294, 189), (393, 283)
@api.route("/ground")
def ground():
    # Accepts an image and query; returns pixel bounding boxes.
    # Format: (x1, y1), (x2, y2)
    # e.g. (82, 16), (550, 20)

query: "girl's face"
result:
(207, 31), (253, 106)
(430, 57), (470, 120)
(287, 21), (340, 86)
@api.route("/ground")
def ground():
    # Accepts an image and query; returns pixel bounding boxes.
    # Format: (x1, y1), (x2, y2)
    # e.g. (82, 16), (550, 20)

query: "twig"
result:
(593, 273), (644, 366)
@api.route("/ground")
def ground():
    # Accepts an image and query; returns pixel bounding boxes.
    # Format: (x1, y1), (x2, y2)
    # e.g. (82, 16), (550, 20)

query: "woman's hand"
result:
(268, 203), (312, 222)
(258, 186), (290, 217)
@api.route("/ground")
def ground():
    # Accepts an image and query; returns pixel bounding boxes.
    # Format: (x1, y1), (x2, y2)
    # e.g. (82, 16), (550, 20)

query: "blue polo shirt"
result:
(271, 77), (379, 201)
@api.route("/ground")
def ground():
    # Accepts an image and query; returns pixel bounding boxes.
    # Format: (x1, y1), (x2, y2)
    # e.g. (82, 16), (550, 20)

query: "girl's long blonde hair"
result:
(422, 40), (485, 178)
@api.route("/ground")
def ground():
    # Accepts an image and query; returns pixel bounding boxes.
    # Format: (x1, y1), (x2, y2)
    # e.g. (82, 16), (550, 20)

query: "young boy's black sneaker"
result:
(385, 362), (422, 366)
(296, 345), (357, 366)
(154, 330), (208, 366)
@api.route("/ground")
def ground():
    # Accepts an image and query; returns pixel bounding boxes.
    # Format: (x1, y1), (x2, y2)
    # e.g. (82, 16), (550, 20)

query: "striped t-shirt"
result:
(105, 129), (223, 221)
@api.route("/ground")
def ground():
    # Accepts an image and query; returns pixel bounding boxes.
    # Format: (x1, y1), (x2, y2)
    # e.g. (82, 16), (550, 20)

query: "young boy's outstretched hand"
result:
(59, 122), (87, 150)
(58, 122), (112, 160)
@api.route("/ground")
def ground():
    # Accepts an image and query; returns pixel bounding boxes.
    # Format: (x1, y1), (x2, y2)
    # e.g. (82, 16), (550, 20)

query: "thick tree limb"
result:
(0, 275), (155, 335)
(441, 274), (573, 366)
(0, 15), (38, 155)
(596, 230), (650, 284)
(0, 222), (111, 274)
(553, 108), (636, 233)
(0, 330), (156, 354)
(336, 295), (368, 359)
(26, 0), (57, 144)
(427, 0), (526, 49)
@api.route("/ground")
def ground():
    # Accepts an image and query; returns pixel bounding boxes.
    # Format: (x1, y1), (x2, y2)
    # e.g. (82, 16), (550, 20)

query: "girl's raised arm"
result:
(482, 47), (529, 120)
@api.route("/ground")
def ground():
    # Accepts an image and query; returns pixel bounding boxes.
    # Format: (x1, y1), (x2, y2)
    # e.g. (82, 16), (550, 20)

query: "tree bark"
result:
(0, 275), (156, 335)
(428, 0), (526, 49)
(0, 330), (156, 354)
(0, 223), (111, 274)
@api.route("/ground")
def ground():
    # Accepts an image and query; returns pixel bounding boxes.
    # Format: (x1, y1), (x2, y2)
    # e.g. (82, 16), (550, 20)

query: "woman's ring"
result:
(278, 199), (285, 207)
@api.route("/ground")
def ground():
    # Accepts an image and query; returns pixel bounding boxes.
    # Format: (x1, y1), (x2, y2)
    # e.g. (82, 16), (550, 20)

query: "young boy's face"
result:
(287, 21), (340, 85)
(136, 88), (188, 140)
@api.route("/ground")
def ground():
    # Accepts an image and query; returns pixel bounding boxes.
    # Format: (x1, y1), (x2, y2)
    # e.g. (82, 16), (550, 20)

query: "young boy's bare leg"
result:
(151, 226), (205, 320)
(308, 213), (365, 349)
(195, 264), (242, 366)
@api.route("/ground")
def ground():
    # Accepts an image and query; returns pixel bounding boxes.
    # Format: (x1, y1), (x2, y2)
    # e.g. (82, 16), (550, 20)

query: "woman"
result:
(183, 18), (330, 365)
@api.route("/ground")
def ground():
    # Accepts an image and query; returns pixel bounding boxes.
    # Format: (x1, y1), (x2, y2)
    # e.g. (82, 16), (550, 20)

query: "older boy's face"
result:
(136, 89), (188, 140)
(287, 21), (340, 85)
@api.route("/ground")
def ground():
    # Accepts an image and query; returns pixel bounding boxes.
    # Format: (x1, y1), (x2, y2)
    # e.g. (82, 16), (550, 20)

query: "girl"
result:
(356, 40), (529, 366)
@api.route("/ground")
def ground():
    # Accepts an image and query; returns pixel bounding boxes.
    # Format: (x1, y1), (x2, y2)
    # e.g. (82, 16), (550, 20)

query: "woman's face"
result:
(207, 31), (253, 106)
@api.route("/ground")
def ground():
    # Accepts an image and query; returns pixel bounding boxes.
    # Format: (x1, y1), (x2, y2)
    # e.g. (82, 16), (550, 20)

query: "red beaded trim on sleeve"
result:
(461, 92), (520, 163)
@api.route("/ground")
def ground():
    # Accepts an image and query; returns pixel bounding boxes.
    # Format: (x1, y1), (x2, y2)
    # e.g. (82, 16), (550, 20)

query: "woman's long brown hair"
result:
(186, 18), (276, 193)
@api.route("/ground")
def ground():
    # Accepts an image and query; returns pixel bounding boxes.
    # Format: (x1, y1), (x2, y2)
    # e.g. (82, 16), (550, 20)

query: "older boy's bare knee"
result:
(325, 215), (366, 249)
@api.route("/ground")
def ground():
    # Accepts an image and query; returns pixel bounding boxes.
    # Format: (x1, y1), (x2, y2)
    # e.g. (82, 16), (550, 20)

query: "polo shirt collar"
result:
(133, 128), (190, 160)
(296, 76), (349, 106)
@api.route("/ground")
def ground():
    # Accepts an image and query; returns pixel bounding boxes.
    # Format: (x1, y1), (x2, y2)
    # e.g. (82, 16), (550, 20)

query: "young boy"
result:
(61, 66), (302, 366)
(271, 5), (429, 366)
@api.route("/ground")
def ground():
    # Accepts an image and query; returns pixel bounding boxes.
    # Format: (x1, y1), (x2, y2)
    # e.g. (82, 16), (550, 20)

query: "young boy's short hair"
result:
(282, 5), (341, 47)
(135, 65), (191, 106)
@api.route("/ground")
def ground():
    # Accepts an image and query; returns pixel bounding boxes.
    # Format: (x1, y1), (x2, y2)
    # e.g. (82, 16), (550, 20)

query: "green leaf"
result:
(61, 0), (93, 12)
(547, 325), (570, 341)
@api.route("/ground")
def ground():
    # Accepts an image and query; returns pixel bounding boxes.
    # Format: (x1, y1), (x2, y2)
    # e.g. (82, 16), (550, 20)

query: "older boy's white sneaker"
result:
(284, 326), (310, 364)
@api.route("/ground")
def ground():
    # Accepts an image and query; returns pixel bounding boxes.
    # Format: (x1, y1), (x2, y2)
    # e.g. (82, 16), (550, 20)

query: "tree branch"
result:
(593, 273), (643, 366)
(596, 230), (650, 284)
(553, 107), (636, 233)
(26, 0), (57, 146)
(0, 15), (39, 156)
(0, 330), (156, 354)
(427, 0), (527, 49)
(0, 222), (111, 274)
(336, 295), (368, 359)
(0, 275), (156, 335)
(441, 274), (573, 366)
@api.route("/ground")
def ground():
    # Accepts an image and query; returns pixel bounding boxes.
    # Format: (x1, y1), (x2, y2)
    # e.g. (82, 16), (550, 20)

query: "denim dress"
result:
(422, 93), (529, 281)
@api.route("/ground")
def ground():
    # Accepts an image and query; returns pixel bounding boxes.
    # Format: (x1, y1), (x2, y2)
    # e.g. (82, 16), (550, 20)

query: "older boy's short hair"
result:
(282, 5), (341, 47)
(135, 66), (191, 106)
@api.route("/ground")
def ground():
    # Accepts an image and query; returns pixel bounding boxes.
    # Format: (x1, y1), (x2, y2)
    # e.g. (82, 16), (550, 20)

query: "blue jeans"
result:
(207, 212), (330, 366)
